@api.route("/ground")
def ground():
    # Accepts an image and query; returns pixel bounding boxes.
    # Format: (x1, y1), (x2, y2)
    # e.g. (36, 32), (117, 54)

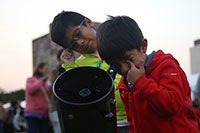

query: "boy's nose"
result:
(76, 38), (85, 47)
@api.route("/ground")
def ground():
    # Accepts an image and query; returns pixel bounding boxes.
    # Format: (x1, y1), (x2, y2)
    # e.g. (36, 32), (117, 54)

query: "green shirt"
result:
(62, 53), (127, 120)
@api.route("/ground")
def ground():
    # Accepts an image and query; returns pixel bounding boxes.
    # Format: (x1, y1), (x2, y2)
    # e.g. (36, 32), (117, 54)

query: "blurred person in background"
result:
(24, 62), (51, 133)
(4, 100), (17, 133)
(194, 74), (200, 130)
(196, 75), (200, 99)
(47, 49), (69, 133)
(0, 101), (5, 133)
(13, 100), (27, 132)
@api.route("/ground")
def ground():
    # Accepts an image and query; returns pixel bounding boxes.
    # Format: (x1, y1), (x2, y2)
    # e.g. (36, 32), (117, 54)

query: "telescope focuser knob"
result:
(68, 113), (74, 120)
(105, 112), (114, 121)
(109, 98), (116, 104)
(109, 69), (114, 73)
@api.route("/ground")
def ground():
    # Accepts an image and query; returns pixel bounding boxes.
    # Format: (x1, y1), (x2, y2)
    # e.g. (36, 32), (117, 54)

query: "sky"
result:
(0, 0), (200, 92)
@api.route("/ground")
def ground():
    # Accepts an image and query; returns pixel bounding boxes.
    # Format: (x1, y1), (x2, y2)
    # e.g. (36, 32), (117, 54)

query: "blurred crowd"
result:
(0, 62), (61, 133)
(0, 48), (66, 133)
(0, 100), (27, 133)
(0, 49), (64, 133)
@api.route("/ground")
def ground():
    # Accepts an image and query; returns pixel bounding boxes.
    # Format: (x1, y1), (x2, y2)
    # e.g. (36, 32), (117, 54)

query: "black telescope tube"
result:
(53, 66), (117, 133)
(106, 65), (119, 133)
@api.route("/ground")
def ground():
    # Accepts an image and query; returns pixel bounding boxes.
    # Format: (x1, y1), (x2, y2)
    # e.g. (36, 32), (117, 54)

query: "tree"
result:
(0, 88), (5, 101)
(0, 89), (25, 103)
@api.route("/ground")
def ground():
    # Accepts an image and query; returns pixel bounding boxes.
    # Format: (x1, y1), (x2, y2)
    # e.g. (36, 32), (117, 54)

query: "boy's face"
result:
(109, 40), (147, 77)
(64, 18), (97, 54)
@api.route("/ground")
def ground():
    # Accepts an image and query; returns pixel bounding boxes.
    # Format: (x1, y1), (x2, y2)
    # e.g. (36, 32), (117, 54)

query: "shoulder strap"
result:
(40, 86), (50, 104)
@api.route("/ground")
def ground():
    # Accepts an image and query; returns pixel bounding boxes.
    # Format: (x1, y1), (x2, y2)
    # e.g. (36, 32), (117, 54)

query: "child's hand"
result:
(126, 60), (145, 84)
(60, 49), (75, 63)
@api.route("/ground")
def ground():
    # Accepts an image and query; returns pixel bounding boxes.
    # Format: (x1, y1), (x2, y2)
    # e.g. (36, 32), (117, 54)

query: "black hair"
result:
(50, 11), (85, 48)
(11, 100), (17, 107)
(57, 48), (64, 62)
(97, 15), (144, 64)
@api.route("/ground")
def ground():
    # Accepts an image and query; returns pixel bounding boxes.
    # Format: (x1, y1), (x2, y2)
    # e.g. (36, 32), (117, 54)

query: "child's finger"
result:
(126, 60), (136, 70)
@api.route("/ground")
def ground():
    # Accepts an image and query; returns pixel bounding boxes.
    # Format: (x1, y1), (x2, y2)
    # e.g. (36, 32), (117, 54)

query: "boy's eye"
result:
(129, 58), (134, 62)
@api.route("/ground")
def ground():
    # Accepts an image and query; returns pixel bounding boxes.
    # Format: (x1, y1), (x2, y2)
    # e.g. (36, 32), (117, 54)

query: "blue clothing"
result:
(26, 117), (50, 133)
(24, 112), (48, 119)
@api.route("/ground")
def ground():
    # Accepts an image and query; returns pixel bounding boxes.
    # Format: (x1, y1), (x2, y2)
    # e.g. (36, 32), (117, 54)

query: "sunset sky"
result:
(0, 0), (200, 92)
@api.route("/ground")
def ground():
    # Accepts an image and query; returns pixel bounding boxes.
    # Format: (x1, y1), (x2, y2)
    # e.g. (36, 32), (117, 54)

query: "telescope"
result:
(53, 66), (118, 133)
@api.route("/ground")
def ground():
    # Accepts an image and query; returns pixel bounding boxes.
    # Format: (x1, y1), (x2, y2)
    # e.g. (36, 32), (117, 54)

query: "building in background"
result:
(32, 33), (61, 75)
(190, 39), (200, 74)
(188, 39), (200, 100)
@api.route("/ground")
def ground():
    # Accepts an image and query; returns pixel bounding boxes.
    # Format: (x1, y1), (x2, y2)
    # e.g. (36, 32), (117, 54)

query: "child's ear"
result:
(141, 38), (148, 53)
(84, 17), (94, 28)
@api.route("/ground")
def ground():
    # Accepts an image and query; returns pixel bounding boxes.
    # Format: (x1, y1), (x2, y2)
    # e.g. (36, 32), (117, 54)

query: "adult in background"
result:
(24, 62), (51, 133)
(195, 74), (200, 130)
(0, 101), (5, 133)
(13, 100), (27, 132)
(4, 100), (17, 133)
(196, 75), (200, 99)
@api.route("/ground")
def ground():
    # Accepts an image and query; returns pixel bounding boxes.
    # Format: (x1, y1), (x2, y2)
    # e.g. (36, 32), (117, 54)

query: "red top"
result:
(117, 50), (199, 133)
(25, 77), (50, 114)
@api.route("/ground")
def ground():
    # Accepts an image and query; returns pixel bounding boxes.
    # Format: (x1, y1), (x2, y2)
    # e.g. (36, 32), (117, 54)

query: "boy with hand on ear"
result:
(96, 15), (199, 133)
